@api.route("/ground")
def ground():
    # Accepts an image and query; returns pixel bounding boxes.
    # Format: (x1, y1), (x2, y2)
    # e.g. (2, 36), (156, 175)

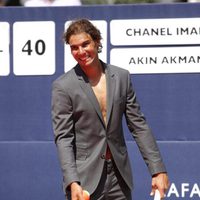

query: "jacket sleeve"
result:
(51, 81), (80, 193)
(124, 71), (167, 176)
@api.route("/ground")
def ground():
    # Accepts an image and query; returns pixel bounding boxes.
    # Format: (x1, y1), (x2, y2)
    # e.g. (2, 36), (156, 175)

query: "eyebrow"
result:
(70, 39), (91, 47)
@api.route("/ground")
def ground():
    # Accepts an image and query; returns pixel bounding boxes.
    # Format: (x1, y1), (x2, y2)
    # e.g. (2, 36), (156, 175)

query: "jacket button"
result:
(101, 154), (105, 159)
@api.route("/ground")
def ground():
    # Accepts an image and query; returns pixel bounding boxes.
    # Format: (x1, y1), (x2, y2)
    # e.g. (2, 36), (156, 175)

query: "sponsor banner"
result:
(167, 182), (200, 199)
(110, 18), (200, 46)
(110, 46), (200, 74)
(2, 18), (200, 75)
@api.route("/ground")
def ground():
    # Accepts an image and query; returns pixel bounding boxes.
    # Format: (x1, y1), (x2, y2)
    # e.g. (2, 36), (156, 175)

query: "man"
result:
(51, 19), (169, 200)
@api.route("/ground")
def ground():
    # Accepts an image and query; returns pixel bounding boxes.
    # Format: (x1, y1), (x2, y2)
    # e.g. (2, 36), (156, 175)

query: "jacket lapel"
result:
(105, 63), (116, 127)
(73, 65), (105, 127)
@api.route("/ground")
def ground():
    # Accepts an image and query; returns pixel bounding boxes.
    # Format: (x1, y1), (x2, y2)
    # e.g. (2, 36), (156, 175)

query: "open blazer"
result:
(51, 61), (166, 194)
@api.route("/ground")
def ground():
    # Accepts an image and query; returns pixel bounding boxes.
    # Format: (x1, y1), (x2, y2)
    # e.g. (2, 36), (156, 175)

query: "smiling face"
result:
(69, 32), (100, 69)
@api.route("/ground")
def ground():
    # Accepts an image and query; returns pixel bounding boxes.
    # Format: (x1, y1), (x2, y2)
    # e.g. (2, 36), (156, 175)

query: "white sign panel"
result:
(110, 18), (200, 45)
(110, 46), (200, 74)
(0, 22), (10, 76)
(64, 20), (107, 72)
(13, 21), (55, 75)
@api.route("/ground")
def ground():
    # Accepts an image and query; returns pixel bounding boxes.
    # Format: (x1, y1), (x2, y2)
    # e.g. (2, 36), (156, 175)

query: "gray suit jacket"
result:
(51, 61), (166, 194)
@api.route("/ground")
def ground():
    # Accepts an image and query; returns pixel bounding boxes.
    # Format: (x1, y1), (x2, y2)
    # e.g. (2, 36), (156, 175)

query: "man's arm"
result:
(124, 72), (169, 195)
(51, 81), (80, 193)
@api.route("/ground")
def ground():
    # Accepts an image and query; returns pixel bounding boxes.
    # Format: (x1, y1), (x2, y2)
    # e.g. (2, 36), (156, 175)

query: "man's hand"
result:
(150, 172), (170, 199)
(70, 182), (84, 200)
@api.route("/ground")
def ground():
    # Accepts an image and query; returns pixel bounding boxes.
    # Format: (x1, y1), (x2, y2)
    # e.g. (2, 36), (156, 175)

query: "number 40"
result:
(22, 40), (46, 55)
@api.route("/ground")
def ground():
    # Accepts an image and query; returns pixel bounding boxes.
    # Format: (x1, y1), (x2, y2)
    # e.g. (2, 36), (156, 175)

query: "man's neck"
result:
(81, 61), (104, 85)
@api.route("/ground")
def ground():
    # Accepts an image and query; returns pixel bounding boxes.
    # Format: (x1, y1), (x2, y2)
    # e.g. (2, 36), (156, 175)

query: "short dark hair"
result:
(63, 19), (102, 53)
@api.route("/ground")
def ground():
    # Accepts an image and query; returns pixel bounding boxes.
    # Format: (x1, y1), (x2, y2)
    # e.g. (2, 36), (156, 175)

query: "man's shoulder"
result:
(106, 63), (129, 77)
(53, 67), (75, 85)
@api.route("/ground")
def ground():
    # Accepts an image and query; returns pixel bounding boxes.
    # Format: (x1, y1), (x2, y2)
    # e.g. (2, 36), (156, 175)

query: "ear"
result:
(95, 40), (101, 49)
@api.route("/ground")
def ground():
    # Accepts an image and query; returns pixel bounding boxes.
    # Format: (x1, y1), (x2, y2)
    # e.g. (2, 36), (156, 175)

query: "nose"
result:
(78, 46), (85, 55)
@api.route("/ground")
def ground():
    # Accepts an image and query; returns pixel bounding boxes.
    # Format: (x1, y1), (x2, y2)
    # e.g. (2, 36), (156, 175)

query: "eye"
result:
(70, 45), (78, 51)
(82, 41), (90, 48)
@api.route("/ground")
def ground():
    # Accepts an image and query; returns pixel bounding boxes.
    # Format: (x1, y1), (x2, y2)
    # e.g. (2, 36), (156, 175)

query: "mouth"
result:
(79, 56), (90, 62)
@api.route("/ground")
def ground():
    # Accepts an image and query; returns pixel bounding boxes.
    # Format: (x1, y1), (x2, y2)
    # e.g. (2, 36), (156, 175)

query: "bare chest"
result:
(91, 75), (107, 123)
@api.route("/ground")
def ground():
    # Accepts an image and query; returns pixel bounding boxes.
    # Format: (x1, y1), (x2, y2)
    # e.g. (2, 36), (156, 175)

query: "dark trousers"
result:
(90, 159), (132, 200)
(66, 159), (132, 200)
